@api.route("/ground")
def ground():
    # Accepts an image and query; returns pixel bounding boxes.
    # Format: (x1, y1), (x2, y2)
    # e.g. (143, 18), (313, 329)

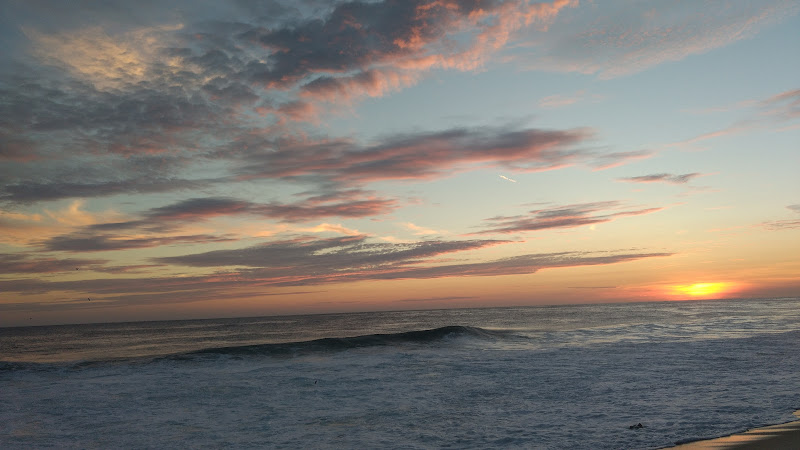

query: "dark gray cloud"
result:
(0, 253), (107, 274)
(617, 173), (702, 184)
(0, 178), (204, 203)
(156, 235), (506, 270)
(147, 197), (254, 221)
(474, 201), (664, 235)
(145, 195), (399, 223)
(244, 0), (483, 87)
(236, 125), (593, 184)
(42, 233), (235, 252)
(257, 198), (399, 222)
(0, 73), (224, 156)
(155, 234), (671, 287)
(356, 251), (672, 283)
(0, 0), (641, 206)
(0, 235), (671, 303)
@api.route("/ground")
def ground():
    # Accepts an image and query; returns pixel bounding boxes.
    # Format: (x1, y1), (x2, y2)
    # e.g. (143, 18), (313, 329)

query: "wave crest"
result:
(175, 325), (501, 359)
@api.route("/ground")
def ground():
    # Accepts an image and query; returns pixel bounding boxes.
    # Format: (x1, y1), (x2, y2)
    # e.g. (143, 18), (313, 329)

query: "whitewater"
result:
(2, 298), (800, 449)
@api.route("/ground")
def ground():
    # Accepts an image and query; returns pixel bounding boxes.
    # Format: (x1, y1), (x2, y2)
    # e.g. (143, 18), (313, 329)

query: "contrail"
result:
(499, 175), (517, 183)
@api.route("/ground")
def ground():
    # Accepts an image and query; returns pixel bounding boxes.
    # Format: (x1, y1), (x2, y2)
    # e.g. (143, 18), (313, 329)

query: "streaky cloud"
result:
(0, 253), (107, 274)
(236, 125), (593, 184)
(0, 241), (672, 305)
(517, 0), (799, 78)
(617, 173), (703, 185)
(0, 179), (206, 204)
(473, 201), (664, 235)
(42, 233), (236, 253)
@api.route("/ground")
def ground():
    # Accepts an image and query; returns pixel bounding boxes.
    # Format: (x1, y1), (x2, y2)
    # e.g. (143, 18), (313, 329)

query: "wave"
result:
(173, 325), (503, 360)
(0, 326), (506, 371)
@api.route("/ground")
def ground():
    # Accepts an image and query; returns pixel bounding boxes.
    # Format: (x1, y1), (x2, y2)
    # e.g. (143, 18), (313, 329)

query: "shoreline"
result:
(673, 411), (800, 449)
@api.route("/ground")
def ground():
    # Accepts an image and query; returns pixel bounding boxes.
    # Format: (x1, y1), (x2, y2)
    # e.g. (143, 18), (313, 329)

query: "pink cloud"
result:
(617, 173), (703, 185)
(760, 88), (800, 120)
(473, 201), (664, 235)
(238, 125), (593, 184)
(282, 0), (578, 106)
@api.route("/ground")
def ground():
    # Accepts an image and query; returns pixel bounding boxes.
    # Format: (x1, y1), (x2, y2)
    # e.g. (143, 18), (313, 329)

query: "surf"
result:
(176, 325), (505, 360)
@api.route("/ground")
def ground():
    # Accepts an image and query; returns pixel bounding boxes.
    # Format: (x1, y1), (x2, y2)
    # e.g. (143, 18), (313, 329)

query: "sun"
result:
(670, 282), (730, 299)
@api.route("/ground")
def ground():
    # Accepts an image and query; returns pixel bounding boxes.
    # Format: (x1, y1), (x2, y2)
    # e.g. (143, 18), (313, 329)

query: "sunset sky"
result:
(1, 0), (799, 326)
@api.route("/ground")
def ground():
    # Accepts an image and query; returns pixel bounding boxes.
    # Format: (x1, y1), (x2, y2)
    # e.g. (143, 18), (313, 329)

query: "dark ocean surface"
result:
(2, 298), (800, 448)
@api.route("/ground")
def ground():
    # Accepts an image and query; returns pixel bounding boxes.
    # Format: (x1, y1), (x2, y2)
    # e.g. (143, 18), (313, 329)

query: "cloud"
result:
(671, 88), (800, 148)
(147, 193), (399, 223)
(538, 90), (604, 108)
(762, 204), (800, 230)
(515, 0), (800, 78)
(0, 179), (206, 204)
(3, 0), (580, 170)
(237, 125), (593, 184)
(402, 222), (442, 236)
(0, 236), (672, 310)
(587, 150), (655, 170)
(257, 198), (399, 222)
(42, 233), (235, 253)
(0, 253), (107, 274)
(473, 201), (664, 235)
(23, 24), (183, 90)
(155, 235), (506, 270)
(673, 122), (754, 147)
(3, 0), (666, 208)
(366, 251), (671, 282)
(762, 220), (800, 230)
(0, 201), (128, 245)
(0, 245), (671, 307)
(395, 296), (477, 303)
(301, 223), (363, 236)
(245, 0), (577, 95)
(760, 88), (800, 120)
(37, 192), (399, 252)
(617, 173), (703, 184)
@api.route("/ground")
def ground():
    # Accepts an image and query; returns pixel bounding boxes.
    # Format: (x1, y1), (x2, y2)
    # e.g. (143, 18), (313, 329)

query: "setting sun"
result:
(671, 282), (731, 298)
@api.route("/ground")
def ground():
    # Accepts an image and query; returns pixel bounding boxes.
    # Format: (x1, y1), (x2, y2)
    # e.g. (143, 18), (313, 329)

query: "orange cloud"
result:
(24, 24), (184, 90)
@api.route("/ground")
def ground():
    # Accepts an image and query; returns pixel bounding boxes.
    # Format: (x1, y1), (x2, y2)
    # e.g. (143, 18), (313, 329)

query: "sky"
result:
(1, 0), (799, 327)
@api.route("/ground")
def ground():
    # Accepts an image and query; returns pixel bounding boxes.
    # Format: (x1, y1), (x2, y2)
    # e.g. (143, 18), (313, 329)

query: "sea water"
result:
(2, 298), (800, 449)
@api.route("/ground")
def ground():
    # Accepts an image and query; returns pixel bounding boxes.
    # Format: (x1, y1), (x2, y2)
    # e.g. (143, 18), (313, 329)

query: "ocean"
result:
(2, 297), (800, 449)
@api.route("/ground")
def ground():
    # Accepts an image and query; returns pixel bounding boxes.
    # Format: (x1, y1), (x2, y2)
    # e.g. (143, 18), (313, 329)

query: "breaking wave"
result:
(0, 326), (508, 370)
(175, 325), (504, 359)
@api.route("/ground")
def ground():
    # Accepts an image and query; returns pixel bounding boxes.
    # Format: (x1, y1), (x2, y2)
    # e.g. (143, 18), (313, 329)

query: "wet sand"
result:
(674, 411), (800, 449)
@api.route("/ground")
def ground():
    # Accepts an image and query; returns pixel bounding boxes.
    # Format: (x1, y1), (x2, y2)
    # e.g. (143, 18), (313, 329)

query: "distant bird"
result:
(87, 298), (91, 301)
(314, 380), (317, 384)
(629, 423), (644, 429)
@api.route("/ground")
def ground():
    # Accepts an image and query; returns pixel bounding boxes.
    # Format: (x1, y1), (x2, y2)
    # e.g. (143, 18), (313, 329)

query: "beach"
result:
(674, 412), (800, 449)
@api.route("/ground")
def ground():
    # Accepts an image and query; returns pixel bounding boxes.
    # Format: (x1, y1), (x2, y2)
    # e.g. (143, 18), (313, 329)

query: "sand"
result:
(674, 411), (800, 449)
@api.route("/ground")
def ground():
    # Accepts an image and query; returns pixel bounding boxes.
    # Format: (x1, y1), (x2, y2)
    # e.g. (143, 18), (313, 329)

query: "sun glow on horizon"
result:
(670, 282), (733, 299)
